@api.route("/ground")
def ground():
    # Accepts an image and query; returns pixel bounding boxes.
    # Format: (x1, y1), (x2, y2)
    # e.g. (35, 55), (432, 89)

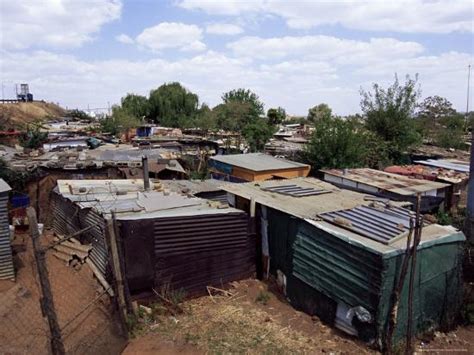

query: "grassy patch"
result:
(255, 290), (271, 305)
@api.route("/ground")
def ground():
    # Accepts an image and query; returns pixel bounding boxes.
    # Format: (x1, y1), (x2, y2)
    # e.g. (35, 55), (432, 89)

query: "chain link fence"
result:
(0, 214), (127, 354)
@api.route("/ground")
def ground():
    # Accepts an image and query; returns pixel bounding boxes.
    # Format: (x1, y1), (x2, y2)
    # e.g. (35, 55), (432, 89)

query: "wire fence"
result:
(0, 211), (127, 354)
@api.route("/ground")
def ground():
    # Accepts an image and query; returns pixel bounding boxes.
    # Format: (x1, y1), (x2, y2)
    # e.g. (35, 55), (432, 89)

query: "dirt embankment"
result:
(0, 101), (66, 129)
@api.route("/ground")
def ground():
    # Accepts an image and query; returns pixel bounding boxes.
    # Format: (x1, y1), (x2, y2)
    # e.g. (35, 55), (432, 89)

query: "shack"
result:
(222, 178), (464, 348)
(209, 153), (310, 182)
(385, 165), (469, 211)
(321, 168), (449, 213)
(51, 179), (254, 298)
(0, 179), (15, 280)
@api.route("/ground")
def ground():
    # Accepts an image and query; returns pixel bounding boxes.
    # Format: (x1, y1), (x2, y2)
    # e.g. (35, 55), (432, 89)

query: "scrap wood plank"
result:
(54, 236), (92, 253)
(52, 250), (72, 263)
(86, 259), (114, 297)
(53, 244), (89, 261)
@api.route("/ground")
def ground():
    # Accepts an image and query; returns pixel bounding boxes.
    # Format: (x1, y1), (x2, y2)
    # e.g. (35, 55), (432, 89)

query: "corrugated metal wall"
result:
(120, 212), (255, 296)
(265, 206), (464, 348)
(0, 191), (15, 280)
(292, 223), (383, 313)
(378, 240), (464, 346)
(51, 192), (110, 278)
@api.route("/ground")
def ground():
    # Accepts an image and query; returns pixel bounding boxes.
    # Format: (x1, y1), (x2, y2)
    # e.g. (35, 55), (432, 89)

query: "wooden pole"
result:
(106, 213), (129, 334)
(27, 207), (65, 355)
(112, 211), (132, 312)
(405, 194), (423, 354)
(385, 218), (414, 353)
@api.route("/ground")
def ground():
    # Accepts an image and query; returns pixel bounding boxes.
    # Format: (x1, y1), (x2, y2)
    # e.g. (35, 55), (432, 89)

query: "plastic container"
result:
(11, 194), (30, 208)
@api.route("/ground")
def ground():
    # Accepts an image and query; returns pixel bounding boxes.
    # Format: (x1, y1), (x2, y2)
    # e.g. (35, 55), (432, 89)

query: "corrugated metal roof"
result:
(319, 205), (417, 245)
(0, 179), (11, 193)
(414, 159), (470, 173)
(161, 179), (230, 194)
(222, 177), (409, 219)
(261, 184), (331, 197)
(321, 168), (449, 195)
(385, 165), (468, 184)
(210, 153), (309, 172)
(55, 179), (242, 220)
(222, 177), (461, 254)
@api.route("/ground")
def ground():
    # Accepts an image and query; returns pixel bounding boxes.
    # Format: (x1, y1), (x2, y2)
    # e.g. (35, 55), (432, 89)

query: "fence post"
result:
(106, 212), (129, 335)
(27, 207), (65, 355)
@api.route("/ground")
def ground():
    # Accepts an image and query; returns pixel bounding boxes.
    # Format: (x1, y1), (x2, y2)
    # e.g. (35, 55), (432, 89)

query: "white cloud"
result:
(227, 35), (424, 65)
(179, 0), (263, 16)
(115, 34), (134, 44)
(0, 0), (122, 49)
(1, 47), (471, 116)
(206, 23), (244, 35)
(135, 22), (205, 52)
(178, 0), (473, 33)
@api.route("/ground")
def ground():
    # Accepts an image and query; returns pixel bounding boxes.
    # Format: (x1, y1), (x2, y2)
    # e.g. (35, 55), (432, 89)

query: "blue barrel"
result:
(11, 194), (30, 208)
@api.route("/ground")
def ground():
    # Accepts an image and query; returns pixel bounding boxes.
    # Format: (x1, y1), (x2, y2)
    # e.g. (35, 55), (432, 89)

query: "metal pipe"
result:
(142, 156), (150, 191)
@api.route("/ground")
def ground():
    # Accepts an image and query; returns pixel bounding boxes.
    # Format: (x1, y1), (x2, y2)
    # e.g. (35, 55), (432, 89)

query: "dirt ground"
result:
(1, 231), (472, 354)
(0, 230), (126, 354)
(123, 279), (474, 355)
(0, 101), (65, 129)
(123, 279), (375, 354)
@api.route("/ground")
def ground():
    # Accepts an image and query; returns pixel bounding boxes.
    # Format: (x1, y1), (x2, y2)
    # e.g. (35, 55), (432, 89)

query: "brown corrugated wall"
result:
(120, 212), (256, 296)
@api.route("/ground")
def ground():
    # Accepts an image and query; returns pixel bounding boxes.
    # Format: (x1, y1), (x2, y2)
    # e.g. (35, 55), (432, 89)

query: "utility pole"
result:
(27, 207), (65, 355)
(466, 64), (474, 243)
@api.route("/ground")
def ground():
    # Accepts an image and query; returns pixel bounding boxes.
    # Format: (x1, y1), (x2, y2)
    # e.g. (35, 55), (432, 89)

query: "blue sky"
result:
(1, 0), (473, 115)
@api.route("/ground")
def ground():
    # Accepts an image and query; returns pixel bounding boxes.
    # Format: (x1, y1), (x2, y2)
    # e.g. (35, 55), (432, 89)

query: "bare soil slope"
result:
(0, 101), (66, 129)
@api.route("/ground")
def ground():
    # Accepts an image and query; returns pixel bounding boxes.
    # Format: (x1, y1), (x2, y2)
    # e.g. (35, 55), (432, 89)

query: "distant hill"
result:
(0, 101), (66, 130)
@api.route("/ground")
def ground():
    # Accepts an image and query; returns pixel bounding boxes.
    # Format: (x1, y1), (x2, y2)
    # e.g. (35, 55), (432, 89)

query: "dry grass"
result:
(133, 281), (364, 354)
(0, 102), (65, 129)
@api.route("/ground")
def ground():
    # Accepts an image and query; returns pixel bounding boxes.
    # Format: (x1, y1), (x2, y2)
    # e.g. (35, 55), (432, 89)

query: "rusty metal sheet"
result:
(0, 192), (15, 280)
(120, 212), (255, 295)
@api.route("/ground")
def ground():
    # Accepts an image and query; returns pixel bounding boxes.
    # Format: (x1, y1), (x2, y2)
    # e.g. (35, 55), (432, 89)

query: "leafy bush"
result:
(304, 117), (388, 170)
(20, 127), (48, 149)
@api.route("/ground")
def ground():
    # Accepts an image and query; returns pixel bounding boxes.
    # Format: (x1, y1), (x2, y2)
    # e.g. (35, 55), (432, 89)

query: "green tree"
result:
(100, 106), (140, 136)
(193, 104), (217, 133)
(20, 121), (48, 149)
(121, 93), (150, 119)
(243, 118), (275, 152)
(304, 117), (382, 170)
(222, 88), (264, 119)
(148, 82), (199, 127)
(66, 109), (89, 120)
(307, 103), (332, 122)
(214, 101), (255, 131)
(267, 107), (286, 126)
(435, 113), (467, 149)
(418, 95), (456, 122)
(360, 74), (421, 162)
(417, 95), (457, 138)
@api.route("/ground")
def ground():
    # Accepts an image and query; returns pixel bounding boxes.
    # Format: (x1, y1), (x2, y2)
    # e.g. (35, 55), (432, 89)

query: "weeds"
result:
(255, 290), (271, 305)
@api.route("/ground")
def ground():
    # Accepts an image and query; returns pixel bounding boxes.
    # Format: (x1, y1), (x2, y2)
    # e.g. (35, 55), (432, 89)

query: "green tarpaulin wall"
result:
(265, 207), (464, 348)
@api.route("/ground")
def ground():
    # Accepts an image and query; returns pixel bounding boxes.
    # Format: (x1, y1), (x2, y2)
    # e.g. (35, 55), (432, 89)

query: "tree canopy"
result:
(304, 117), (373, 170)
(121, 93), (150, 119)
(307, 103), (332, 122)
(267, 107), (286, 125)
(148, 82), (200, 127)
(360, 74), (421, 162)
(222, 88), (265, 119)
(100, 106), (140, 136)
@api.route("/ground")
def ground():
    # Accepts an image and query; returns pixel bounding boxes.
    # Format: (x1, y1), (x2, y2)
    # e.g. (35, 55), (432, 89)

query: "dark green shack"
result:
(223, 178), (465, 349)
